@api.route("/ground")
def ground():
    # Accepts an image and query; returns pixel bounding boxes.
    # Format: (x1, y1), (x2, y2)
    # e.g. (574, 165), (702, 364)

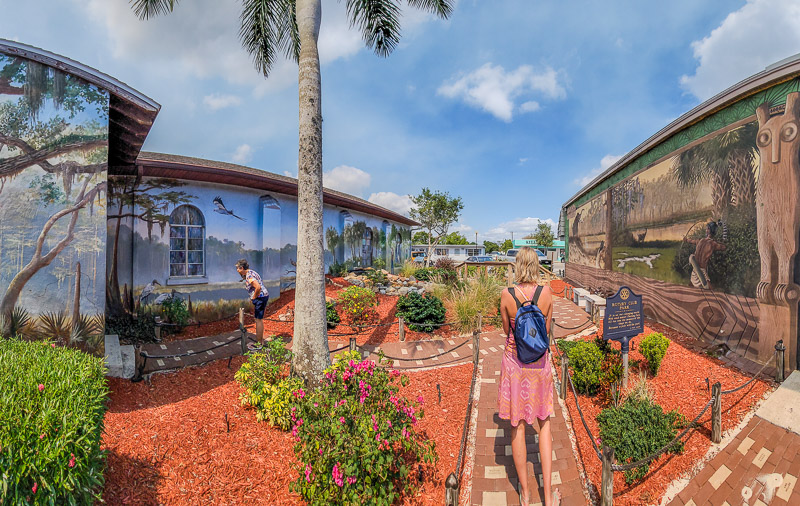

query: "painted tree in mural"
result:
(325, 226), (340, 262)
(671, 122), (758, 218)
(132, 0), (453, 383)
(0, 58), (108, 321)
(106, 176), (194, 316)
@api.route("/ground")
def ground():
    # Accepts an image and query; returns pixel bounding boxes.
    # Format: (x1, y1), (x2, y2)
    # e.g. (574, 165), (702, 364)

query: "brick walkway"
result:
(465, 329), (588, 506)
(668, 371), (800, 506)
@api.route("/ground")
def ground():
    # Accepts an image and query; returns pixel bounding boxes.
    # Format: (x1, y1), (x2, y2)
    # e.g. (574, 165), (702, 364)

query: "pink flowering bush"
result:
(0, 338), (108, 503)
(289, 351), (436, 505)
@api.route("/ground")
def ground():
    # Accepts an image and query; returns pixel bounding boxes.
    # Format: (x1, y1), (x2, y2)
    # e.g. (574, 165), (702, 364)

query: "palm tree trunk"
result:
(711, 170), (731, 219)
(729, 150), (756, 207)
(293, 0), (330, 385)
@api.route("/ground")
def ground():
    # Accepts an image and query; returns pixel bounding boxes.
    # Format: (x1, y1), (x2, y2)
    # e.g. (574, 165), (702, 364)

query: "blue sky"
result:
(4, 0), (800, 242)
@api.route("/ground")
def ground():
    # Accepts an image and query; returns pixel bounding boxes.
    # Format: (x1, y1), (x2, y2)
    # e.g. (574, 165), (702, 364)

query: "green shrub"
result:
(597, 397), (685, 483)
(396, 292), (446, 332)
(373, 258), (387, 270)
(597, 353), (624, 407)
(160, 295), (190, 329)
(338, 286), (377, 324)
(556, 339), (580, 357)
(566, 340), (603, 394)
(399, 260), (418, 278)
(444, 272), (503, 333)
(105, 312), (157, 344)
(433, 257), (456, 271)
(639, 332), (670, 375)
(0, 306), (35, 339)
(0, 339), (109, 503)
(290, 351), (435, 505)
(364, 269), (387, 286)
(329, 262), (348, 277)
(326, 301), (340, 330)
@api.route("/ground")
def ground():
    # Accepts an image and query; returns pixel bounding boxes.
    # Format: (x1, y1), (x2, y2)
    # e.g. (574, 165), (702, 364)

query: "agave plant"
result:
(38, 311), (71, 343)
(0, 307), (34, 338)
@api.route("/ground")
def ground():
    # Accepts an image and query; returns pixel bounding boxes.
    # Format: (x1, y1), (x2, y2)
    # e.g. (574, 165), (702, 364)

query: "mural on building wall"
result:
(0, 53), (109, 332)
(567, 193), (607, 269)
(108, 175), (412, 321)
(605, 121), (760, 296)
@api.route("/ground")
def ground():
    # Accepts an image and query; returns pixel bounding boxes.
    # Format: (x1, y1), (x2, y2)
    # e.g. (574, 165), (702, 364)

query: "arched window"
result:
(169, 205), (205, 277)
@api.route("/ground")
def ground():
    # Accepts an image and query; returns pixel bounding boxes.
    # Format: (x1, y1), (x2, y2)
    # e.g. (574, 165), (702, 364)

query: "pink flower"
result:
(32, 483), (37, 494)
(332, 462), (344, 487)
(339, 417), (345, 424)
(347, 476), (357, 485)
(39, 433), (45, 440)
(313, 402), (318, 407)
(376, 434), (381, 442)
(402, 428), (409, 438)
(305, 464), (314, 483)
(319, 448), (323, 455)
(50, 343), (56, 348)
(390, 370), (401, 377)
(417, 395), (424, 404)
(68, 453), (75, 468)
(38, 384), (44, 392)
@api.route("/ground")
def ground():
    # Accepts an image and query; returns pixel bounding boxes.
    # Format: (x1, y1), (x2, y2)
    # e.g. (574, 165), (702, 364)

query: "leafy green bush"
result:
(364, 269), (387, 286)
(235, 338), (300, 430)
(290, 351), (435, 505)
(160, 295), (190, 329)
(396, 292), (446, 332)
(566, 340), (603, 394)
(0, 339), (109, 503)
(326, 301), (340, 330)
(639, 332), (670, 375)
(329, 262), (348, 277)
(373, 258), (387, 270)
(105, 313), (157, 344)
(597, 397), (685, 483)
(338, 286), (377, 324)
(597, 353), (624, 407)
(556, 339), (580, 357)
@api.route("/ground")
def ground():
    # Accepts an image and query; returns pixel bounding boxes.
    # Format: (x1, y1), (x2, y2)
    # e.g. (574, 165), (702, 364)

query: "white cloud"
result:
(438, 63), (566, 122)
(518, 157), (529, 165)
(519, 101), (541, 113)
(283, 170), (296, 178)
(232, 144), (253, 164)
(202, 93), (242, 110)
(680, 0), (800, 101)
(453, 223), (473, 233)
(324, 165), (372, 197)
(574, 154), (623, 187)
(367, 192), (414, 216)
(484, 217), (558, 242)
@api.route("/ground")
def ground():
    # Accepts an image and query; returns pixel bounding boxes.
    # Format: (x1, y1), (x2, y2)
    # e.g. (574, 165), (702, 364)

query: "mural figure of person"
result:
(236, 259), (269, 349)
(685, 221), (726, 289)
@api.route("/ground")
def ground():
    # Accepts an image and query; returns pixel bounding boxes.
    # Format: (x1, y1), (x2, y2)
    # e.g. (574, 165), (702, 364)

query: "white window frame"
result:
(168, 205), (207, 284)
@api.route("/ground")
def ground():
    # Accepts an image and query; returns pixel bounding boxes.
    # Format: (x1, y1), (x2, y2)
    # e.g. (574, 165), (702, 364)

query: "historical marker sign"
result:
(603, 286), (643, 349)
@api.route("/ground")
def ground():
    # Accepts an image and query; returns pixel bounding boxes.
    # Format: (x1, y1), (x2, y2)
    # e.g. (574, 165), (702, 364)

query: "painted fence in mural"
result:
(567, 79), (800, 368)
(0, 52), (108, 330)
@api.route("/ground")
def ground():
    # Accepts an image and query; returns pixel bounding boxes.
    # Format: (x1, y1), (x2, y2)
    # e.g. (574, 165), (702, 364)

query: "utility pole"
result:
(475, 232), (478, 247)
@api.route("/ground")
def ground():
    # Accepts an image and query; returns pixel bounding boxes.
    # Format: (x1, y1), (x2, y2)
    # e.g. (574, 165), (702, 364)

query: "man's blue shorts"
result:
(252, 295), (269, 320)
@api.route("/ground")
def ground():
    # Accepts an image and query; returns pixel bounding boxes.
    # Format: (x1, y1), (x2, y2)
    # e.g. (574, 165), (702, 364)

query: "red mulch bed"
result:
(166, 276), (498, 345)
(558, 321), (773, 505)
(102, 357), (473, 505)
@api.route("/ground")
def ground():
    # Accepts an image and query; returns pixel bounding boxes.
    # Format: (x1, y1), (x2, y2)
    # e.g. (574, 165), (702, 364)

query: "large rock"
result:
(347, 277), (365, 288)
(398, 287), (410, 296)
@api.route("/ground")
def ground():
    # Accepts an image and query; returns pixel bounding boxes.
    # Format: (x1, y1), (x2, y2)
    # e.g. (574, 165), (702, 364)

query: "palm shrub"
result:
(290, 351), (435, 505)
(0, 339), (109, 503)
(639, 332), (670, 375)
(0, 307), (34, 339)
(396, 292), (446, 332)
(597, 396), (686, 483)
(566, 340), (604, 394)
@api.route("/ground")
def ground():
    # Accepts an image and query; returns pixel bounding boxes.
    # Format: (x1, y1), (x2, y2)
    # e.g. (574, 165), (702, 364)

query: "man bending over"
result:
(236, 259), (269, 350)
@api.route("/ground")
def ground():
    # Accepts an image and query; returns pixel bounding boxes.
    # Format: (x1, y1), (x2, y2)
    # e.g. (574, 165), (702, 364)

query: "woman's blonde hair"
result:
(515, 247), (540, 284)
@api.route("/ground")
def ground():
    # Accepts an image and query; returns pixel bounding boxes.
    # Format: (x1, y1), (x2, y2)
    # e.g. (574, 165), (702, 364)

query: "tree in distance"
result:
(409, 187), (463, 266)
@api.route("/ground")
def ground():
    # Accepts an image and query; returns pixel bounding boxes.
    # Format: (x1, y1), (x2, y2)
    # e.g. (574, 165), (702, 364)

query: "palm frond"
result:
(406, 0), (453, 18)
(346, 0), (403, 57)
(70, 314), (95, 344)
(1, 307), (33, 338)
(131, 0), (180, 20)
(38, 311), (71, 341)
(240, 0), (298, 77)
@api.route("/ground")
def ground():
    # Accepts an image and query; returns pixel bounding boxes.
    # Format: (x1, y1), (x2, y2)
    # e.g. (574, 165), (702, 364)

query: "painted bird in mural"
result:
(139, 279), (161, 304)
(213, 196), (246, 221)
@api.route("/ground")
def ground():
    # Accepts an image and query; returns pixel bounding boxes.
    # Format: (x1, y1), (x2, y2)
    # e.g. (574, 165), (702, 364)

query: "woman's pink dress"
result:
(497, 319), (555, 426)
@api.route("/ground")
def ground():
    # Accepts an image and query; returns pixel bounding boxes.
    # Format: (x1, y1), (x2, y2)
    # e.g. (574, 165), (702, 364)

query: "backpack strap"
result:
(508, 287), (523, 309)
(532, 285), (544, 306)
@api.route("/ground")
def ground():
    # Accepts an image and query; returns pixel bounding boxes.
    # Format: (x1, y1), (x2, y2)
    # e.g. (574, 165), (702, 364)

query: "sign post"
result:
(602, 286), (643, 387)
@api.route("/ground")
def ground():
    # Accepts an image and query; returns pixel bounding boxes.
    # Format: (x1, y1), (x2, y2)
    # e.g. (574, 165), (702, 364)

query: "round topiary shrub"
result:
(0, 339), (109, 503)
(566, 340), (604, 394)
(337, 286), (377, 325)
(396, 292), (446, 332)
(639, 332), (670, 375)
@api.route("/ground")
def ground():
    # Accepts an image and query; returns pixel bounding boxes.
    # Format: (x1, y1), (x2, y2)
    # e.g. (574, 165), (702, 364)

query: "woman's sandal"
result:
(552, 488), (562, 505)
(517, 484), (529, 506)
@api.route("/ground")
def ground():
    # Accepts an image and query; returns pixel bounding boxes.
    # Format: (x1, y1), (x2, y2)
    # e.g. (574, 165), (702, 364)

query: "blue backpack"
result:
(508, 285), (549, 364)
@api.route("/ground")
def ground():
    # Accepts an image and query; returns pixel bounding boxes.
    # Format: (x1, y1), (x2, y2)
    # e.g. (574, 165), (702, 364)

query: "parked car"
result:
(536, 249), (552, 269)
(411, 251), (426, 263)
(465, 255), (494, 262)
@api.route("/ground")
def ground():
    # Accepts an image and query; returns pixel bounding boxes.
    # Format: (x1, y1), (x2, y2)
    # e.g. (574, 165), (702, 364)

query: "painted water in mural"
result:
(107, 176), (411, 321)
(0, 53), (109, 326)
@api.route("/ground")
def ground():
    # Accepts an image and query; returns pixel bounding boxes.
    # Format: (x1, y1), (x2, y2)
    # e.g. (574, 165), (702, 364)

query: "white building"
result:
(411, 244), (485, 262)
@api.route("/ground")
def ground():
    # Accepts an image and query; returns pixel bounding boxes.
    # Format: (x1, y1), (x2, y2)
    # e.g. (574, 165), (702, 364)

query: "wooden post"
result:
(560, 354), (569, 399)
(445, 472), (459, 506)
(622, 351), (629, 389)
(239, 308), (247, 355)
(349, 337), (357, 351)
(711, 382), (721, 444)
(507, 264), (513, 287)
(477, 312), (483, 332)
(71, 262), (81, 338)
(399, 316), (405, 342)
(154, 316), (162, 342)
(601, 445), (614, 506)
(776, 340), (786, 382)
(473, 330), (480, 365)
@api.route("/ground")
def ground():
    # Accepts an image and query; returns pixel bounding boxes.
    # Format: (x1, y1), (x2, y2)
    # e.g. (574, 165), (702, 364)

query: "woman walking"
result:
(498, 247), (560, 505)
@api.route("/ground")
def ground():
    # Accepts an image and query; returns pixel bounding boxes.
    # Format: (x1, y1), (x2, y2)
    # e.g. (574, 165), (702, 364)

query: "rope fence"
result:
(550, 324), (786, 505)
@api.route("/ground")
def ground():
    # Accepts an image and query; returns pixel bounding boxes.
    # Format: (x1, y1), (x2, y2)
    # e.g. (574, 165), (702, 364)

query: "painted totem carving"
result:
(755, 92), (800, 306)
